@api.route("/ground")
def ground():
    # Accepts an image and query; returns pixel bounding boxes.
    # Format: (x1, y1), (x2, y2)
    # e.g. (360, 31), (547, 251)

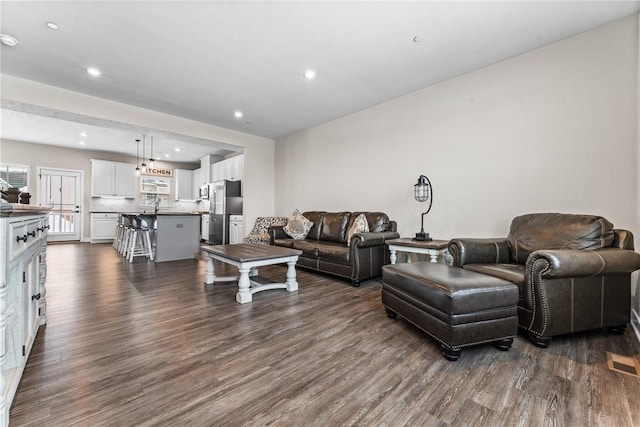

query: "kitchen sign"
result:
(143, 168), (173, 177)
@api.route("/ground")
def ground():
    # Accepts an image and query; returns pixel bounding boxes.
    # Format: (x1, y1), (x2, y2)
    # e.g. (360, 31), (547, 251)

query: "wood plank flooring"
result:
(9, 243), (640, 426)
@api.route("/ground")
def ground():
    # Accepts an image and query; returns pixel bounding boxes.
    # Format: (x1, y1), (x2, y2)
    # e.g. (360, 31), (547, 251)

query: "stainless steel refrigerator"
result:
(208, 180), (242, 245)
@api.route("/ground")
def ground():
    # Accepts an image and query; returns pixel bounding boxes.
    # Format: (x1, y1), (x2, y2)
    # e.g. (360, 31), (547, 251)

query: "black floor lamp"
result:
(413, 174), (433, 241)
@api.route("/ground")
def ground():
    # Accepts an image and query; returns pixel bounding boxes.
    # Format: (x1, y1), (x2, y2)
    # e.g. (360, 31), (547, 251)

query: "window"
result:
(0, 164), (29, 192)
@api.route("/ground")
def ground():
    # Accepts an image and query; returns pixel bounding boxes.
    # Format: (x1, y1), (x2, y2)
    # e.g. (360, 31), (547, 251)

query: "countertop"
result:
(0, 201), (52, 217)
(119, 211), (203, 216)
(90, 210), (203, 216)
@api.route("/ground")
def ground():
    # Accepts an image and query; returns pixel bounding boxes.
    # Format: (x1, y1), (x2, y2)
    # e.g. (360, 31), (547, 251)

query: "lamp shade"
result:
(414, 175), (430, 202)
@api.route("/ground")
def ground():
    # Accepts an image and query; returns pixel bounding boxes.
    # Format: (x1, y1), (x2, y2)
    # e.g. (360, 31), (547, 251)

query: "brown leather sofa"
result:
(448, 213), (640, 347)
(269, 211), (399, 286)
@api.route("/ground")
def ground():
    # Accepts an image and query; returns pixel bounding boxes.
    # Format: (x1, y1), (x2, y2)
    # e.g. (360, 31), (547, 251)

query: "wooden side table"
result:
(386, 238), (451, 264)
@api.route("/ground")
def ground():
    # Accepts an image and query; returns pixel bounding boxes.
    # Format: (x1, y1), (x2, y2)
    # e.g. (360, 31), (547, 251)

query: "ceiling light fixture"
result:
(149, 135), (155, 168)
(174, 147), (180, 152)
(234, 111), (243, 119)
(86, 67), (101, 77)
(303, 69), (316, 80)
(78, 141), (85, 145)
(141, 135), (147, 173)
(164, 153), (170, 158)
(79, 132), (87, 137)
(0, 34), (18, 47)
(135, 139), (141, 176)
(45, 22), (59, 30)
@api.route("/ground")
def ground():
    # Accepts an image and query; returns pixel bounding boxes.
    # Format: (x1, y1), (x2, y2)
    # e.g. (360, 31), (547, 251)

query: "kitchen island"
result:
(121, 212), (201, 262)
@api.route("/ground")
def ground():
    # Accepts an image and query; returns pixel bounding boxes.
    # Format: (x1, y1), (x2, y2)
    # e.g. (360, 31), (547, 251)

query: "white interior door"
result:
(39, 168), (82, 242)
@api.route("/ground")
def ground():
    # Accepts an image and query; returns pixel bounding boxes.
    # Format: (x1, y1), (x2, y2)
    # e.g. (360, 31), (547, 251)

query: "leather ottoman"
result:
(382, 262), (519, 361)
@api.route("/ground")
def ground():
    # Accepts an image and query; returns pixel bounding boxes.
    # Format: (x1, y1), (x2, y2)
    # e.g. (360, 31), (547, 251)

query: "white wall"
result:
(275, 15), (639, 241)
(1, 75), (276, 237)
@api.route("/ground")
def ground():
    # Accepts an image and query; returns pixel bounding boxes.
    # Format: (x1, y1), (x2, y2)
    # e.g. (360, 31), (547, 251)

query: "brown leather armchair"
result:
(448, 213), (640, 347)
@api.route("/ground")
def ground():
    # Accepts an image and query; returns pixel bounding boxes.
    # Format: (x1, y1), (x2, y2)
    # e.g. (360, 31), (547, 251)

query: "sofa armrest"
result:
(526, 247), (640, 279)
(448, 238), (511, 267)
(268, 225), (289, 244)
(351, 231), (400, 248)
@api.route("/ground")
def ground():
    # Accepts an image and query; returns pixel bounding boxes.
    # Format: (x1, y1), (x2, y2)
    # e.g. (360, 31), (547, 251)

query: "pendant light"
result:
(135, 139), (141, 176)
(149, 135), (155, 168)
(141, 135), (147, 173)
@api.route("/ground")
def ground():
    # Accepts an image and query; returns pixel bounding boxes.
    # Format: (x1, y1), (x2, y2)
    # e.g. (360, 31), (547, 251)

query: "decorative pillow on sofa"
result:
(284, 209), (313, 240)
(347, 213), (369, 246)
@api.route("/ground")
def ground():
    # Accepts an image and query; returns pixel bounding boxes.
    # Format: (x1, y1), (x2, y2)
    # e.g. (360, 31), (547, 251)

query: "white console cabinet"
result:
(0, 207), (49, 426)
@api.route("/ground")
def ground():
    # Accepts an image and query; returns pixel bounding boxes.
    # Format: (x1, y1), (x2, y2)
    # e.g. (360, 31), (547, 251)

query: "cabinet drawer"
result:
(9, 218), (42, 261)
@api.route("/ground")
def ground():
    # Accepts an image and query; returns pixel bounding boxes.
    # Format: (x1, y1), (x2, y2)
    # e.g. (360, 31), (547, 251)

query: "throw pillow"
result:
(347, 213), (369, 246)
(284, 209), (313, 240)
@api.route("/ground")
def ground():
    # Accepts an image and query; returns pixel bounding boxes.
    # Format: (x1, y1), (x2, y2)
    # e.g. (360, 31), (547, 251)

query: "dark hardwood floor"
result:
(9, 243), (640, 426)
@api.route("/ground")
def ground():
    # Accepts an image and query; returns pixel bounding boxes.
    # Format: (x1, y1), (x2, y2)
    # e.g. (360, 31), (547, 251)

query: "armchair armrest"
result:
(527, 248), (640, 279)
(351, 231), (400, 249)
(448, 238), (511, 267)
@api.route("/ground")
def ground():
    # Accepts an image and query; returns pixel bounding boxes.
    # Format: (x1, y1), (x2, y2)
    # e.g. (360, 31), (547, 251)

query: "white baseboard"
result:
(632, 308), (640, 345)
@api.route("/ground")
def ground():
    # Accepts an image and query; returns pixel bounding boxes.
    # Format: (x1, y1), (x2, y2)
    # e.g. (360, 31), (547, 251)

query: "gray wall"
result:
(274, 16), (640, 320)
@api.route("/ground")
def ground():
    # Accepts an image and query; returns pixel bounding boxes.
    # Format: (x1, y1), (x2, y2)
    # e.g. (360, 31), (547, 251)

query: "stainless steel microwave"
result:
(199, 184), (210, 199)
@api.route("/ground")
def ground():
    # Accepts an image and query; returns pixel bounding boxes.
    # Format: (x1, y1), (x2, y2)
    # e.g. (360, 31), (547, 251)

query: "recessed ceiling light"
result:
(86, 67), (101, 77)
(79, 132), (87, 137)
(0, 34), (18, 47)
(46, 22), (59, 30)
(303, 69), (316, 80)
(164, 154), (170, 158)
(234, 110), (243, 119)
(174, 147), (180, 152)
(78, 141), (86, 145)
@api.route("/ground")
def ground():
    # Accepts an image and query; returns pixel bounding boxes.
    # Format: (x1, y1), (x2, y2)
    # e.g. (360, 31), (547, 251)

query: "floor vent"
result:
(607, 352), (640, 378)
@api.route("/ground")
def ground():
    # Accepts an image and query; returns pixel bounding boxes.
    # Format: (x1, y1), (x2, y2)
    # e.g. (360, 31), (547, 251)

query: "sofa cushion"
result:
(347, 213), (369, 246)
(507, 213), (614, 264)
(291, 240), (351, 264)
(349, 212), (390, 233)
(319, 212), (351, 243)
(302, 211), (326, 241)
(292, 240), (321, 257)
(284, 210), (313, 240)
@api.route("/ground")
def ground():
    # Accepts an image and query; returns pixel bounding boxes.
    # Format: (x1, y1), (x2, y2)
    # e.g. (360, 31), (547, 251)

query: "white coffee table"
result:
(201, 244), (303, 304)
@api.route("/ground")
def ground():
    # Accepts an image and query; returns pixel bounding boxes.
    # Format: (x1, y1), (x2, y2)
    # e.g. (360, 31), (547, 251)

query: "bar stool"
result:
(127, 227), (154, 262)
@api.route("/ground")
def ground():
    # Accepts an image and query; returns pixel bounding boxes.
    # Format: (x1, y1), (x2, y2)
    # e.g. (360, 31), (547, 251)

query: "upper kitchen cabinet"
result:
(174, 169), (194, 200)
(212, 155), (244, 182)
(90, 159), (136, 198)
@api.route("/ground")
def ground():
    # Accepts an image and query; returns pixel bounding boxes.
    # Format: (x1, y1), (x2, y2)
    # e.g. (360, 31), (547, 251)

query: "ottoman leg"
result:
(494, 338), (514, 351)
(384, 307), (398, 319)
(441, 345), (461, 361)
(607, 324), (627, 335)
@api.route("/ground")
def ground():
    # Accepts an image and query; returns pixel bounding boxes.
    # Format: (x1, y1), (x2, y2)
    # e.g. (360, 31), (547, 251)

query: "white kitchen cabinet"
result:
(192, 168), (202, 200)
(175, 169), (194, 200)
(91, 159), (136, 198)
(90, 213), (119, 242)
(211, 155), (244, 183)
(229, 215), (244, 244)
(1, 210), (48, 427)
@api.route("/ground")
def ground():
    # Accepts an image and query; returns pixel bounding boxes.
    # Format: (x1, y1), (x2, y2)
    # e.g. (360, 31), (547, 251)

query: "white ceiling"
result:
(1, 1), (639, 162)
